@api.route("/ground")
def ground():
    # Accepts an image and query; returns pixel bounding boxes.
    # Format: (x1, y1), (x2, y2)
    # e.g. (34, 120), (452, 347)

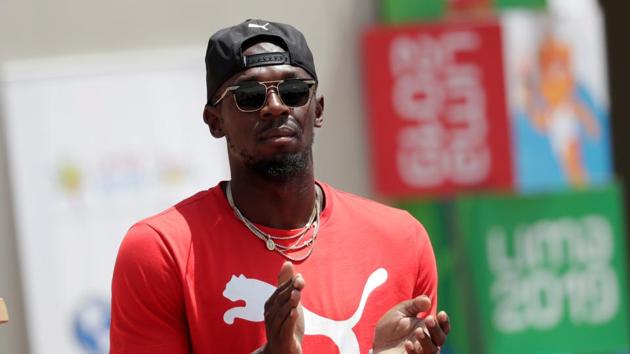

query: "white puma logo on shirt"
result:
(248, 22), (270, 30)
(222, 268), (388, 354)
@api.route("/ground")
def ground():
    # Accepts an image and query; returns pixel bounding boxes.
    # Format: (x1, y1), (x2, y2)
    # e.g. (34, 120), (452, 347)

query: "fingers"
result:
(418, 326), (439, 353)
(277, 261), (295, 286)
(264, 261), (306, 353)
(267, 287), (301, 328)
(409, 327), (439, 353)
(403, 328), (439, 354)
(278, 290), (302, 340)
(277, 261), (305, 291)
(437, 311), (451, 335)
(404, 339), (417, 353)
(405, 311), (450, 353)
(266, 262), (303, 316)
(404, 337), (424, 354)
(266, 264), (303, 321)
(424, 315), (446, 347)
(264, 275), (294, 313)
(399, 295), (432, 317)
(292, 272), (305, 291)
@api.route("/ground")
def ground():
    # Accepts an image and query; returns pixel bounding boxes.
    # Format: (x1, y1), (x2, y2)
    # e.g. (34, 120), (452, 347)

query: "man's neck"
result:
(226, 170), (318, 230)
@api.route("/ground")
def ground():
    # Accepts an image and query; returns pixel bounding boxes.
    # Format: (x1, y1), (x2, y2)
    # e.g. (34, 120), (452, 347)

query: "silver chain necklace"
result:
(226, 181), (322, 262)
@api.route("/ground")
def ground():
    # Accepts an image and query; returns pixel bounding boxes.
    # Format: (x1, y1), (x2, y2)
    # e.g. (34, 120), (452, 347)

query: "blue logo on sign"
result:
(73, 297), (110, 354)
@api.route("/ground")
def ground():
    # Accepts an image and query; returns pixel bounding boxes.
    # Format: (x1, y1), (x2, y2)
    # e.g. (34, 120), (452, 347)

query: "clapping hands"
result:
(259, 262), (450, 354)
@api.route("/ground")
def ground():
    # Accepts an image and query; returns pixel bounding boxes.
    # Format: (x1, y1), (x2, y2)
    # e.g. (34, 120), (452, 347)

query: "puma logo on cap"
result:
(248, 22), (270, 30)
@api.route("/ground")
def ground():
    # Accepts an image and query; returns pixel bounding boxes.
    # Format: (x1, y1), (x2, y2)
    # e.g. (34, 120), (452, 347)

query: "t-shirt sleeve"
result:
(110, 223), (191, 354)
(412, 222), (439, 316)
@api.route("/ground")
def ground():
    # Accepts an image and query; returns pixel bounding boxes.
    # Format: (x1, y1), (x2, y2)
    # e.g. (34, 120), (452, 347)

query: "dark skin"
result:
(374, 296), (451, 354)
(204, 42), (323, 230)
(204, 42), (450, 354)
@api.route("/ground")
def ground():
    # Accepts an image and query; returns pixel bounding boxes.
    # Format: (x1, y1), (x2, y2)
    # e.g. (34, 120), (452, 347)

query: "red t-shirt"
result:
(110, 181), (437, 354)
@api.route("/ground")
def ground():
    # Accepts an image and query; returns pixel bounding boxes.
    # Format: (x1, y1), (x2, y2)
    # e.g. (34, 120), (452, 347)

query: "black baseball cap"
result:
(205, 19), (318, 104)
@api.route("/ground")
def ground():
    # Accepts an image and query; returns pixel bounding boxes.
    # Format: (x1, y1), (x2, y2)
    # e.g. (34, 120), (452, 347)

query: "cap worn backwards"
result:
(205, 19), (318, 104)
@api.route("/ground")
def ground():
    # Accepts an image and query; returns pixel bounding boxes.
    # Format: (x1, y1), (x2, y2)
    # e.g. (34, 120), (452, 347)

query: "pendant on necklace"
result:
(266, 238), (276, 251)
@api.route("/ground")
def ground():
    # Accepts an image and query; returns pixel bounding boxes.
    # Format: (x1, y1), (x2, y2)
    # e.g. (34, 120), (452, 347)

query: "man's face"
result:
(204, 42), (324, 179)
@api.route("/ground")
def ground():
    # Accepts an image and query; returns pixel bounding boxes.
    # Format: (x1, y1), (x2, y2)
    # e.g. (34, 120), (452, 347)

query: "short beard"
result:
(246, 148), (312, 181)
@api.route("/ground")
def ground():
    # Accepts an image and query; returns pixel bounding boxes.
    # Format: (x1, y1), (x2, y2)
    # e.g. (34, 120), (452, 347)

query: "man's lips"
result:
(258, 127), (298, 141)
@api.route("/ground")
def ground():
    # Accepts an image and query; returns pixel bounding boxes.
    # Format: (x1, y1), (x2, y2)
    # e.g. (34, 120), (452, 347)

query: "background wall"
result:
(0, 1), (628, 353)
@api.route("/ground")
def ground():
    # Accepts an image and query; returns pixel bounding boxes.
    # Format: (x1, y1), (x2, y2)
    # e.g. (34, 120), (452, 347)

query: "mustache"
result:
(255, 116), (302, 137)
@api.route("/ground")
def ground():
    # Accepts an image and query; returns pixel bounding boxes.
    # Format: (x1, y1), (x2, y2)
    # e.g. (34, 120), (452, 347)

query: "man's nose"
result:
(259, 89), (289, 119)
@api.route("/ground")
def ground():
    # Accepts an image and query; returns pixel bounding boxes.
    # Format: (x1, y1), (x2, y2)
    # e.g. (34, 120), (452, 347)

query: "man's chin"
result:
(247, 150), (311, 180)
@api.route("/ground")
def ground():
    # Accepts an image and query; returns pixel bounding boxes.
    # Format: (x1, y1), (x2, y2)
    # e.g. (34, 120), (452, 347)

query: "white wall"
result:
(0, 1), (376, 353)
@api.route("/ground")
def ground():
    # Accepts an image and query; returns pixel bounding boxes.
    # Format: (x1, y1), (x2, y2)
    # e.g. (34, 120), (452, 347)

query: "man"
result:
(110, 19), (450, 353)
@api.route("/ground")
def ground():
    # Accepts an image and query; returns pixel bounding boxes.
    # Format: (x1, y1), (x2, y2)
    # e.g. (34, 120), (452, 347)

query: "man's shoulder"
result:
(324, 183), (418, 225)
(116, 185), (227, 274)
(131, 183), (225, 238)
(145, 189), (211, 222)
(324, 183), (429, 247)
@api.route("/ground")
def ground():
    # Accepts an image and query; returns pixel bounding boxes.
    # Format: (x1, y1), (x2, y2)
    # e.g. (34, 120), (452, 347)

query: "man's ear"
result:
(314, 95), (324, 128)
(203, 104), (225, 138)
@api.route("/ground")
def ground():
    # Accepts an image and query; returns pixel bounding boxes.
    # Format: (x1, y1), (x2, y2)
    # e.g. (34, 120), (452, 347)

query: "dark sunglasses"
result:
(212, 78), (316, 112)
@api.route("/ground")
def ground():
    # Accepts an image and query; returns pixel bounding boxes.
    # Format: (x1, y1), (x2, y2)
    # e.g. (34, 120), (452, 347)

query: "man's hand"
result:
(262, 262), (305, 354)
(372, 295), (450, 354)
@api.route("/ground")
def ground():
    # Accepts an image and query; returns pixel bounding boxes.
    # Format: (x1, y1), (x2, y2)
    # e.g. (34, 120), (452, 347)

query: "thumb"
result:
(397, 295), (431, 317)
(277, 261), (295, 286)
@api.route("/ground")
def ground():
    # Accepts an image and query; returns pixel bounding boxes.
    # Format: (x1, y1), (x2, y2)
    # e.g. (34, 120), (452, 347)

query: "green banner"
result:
(455, 184), (630, 354)
(495, 0), (546, 9)
(380, 0), (546, 23)
(381, 0), (446, 23)
(400, 199), (473, 354)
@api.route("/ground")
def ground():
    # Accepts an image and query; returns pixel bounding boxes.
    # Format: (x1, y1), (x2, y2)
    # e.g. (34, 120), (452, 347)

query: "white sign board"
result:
(1, 48), (229, 354)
